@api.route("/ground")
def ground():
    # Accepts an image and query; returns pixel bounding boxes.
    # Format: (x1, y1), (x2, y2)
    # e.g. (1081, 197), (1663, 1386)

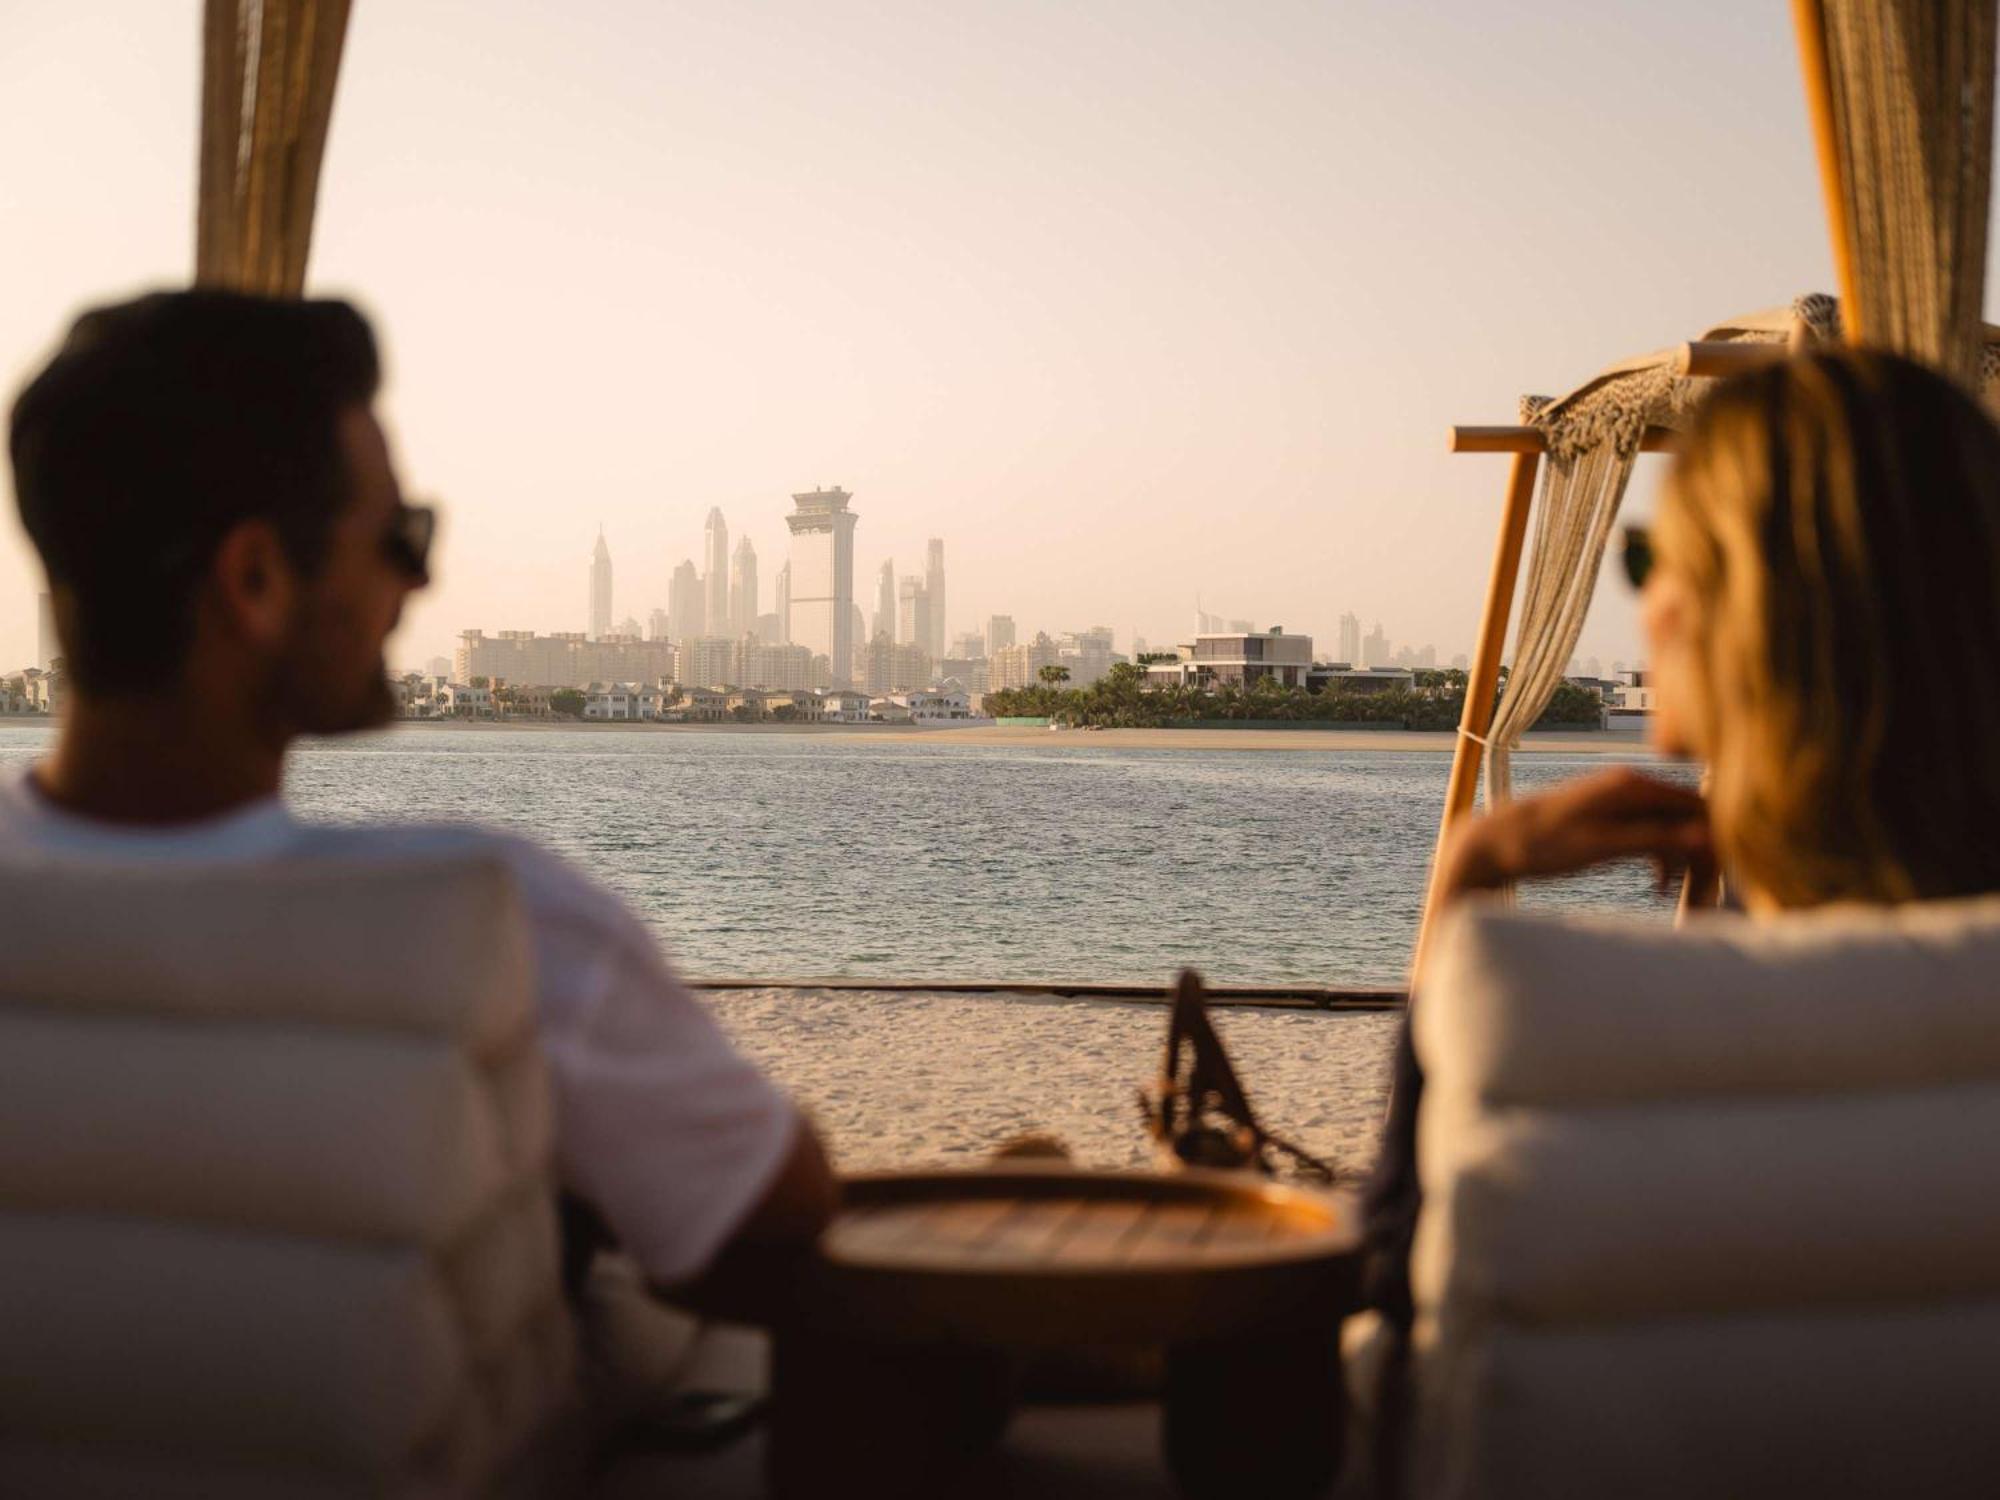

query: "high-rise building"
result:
(612, 615), (643, 640)
(37, 591), (58, 671)
(850, 604), (867, 685)
(647, 608), (670, 641)
(1363, 621), (1390, 668)
(1132, 634), (1150, 659)
(1337, 611), (1361, 666)
(874, 560), (896, 643)
(989, 632), (1063, 690)
(667, 559), (702, 642)
(897, 577), (931, 656)
(741, 641), (815, 691)
(986, 614), (1016, 656)
(865, 635), (934, 695)
(774, 562), (791, 643)
(924, 538), (946, 660)
(588, 529), (612, 641)
(682, 635), (739, 690)
(731, 536), (759, 637)
(704, 509), (730, 635)
(458, 629), (673, 689)
(949, 630), (985, 660)
(784, 487), (858, 686)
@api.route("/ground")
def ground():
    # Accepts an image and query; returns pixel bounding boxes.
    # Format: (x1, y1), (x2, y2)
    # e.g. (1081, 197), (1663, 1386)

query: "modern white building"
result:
(1144, 628), (1315, 689)
(588, 530), (612, 641)
(785, 487), (857, 686)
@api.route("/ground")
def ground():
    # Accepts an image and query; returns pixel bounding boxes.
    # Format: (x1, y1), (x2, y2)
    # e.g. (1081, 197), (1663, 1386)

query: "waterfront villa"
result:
(1144, 627), (1316, 690)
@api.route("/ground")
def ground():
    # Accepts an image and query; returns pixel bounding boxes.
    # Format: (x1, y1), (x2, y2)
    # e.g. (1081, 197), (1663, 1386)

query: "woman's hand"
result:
(1439, 767), (1714, 903)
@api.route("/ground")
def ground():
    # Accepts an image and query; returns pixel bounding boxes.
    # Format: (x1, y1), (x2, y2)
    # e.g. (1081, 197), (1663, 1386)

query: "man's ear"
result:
(207, 519), (300, 650)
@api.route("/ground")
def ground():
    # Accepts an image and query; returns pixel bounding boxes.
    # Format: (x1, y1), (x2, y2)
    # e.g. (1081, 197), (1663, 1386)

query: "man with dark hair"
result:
(5, 290), (834, 1306)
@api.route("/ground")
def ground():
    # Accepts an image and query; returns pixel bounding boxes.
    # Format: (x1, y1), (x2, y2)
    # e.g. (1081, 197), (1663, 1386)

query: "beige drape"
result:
(195, 0), (354, 297)
(1816, 0), (1997, 386)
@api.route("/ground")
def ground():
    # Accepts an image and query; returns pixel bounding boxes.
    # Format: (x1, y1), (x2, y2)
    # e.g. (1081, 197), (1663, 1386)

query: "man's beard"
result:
(271, 599), (397, 736)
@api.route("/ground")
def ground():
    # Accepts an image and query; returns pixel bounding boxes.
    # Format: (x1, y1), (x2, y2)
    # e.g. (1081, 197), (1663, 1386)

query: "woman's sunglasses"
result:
(1620, 525), (1654, 591)
(383, 503), (436, 581)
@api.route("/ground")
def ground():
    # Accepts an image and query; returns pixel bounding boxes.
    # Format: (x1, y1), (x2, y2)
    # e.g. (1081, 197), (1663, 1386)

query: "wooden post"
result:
(1413, 450), (1540, 975)
(1792, 0), (1863, 333)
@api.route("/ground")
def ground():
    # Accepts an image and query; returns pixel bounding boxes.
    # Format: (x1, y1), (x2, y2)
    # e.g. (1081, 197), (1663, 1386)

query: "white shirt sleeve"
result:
(503, 843), (799, 1285)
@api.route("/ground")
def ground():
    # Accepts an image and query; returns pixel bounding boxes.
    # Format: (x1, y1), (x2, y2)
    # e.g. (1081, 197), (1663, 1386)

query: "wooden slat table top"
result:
(785, 1167), (1363, 1346)
(824, 1166), (1357, 1275)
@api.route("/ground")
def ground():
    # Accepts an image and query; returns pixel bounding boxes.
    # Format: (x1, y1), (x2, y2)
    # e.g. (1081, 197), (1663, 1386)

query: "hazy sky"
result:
(8, 0), (1965, 674)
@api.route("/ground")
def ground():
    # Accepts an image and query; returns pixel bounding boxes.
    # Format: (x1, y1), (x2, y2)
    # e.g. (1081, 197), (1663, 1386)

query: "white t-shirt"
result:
(0, 766), (796, 1285)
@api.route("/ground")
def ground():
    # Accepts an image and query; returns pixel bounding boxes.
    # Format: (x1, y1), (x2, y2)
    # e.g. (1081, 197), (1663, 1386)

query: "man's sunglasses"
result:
(1620, 524), (1654, 591)
(384, 503), (436, 581)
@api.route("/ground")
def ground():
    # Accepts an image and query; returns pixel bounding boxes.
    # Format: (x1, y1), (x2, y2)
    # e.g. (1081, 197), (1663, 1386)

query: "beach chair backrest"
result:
(0, 854), (575, 1496)
(1411, 894), (2000, 1500)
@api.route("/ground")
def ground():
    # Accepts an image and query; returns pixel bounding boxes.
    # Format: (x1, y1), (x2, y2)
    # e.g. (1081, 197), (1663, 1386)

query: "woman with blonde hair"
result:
(1364, 345), (2000, 1356)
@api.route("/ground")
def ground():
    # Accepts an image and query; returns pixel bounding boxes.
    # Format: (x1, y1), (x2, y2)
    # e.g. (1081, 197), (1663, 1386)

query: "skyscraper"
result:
(704, 508), (730, 635)
(730, 536), (759, 637)
(897, 577), (931, 657)
(647, 608), (670, 641)
(1338, 611), (1361, 666)
(784, 487), (858, 685)
(986, 614), (1016, 656)
(924, 538), (946, 660)
(588, 529), (612, 641)
(667, 558), (702, 642)
(774, 562), (791, 642)
(37, 591), (57, 671)
(873, 560), (896, 642)
(1363, 621), (1389, 668)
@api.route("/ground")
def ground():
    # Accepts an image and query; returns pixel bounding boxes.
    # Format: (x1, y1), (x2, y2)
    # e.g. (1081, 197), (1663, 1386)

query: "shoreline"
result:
(362, 719), (1654, 754)
(5, 717), (1658, 755)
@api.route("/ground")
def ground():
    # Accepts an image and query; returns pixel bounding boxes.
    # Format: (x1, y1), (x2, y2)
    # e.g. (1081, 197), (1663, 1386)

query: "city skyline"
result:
(550, 517), (1468, 674)
(2, 2), (1899, 674)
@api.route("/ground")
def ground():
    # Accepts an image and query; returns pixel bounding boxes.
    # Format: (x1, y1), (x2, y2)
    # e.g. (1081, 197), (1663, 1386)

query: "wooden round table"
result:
(767, 1166), (1364, 1498)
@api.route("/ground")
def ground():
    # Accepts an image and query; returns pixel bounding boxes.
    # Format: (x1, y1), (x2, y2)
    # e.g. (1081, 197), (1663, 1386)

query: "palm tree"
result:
(1038, 664), (1071, 689)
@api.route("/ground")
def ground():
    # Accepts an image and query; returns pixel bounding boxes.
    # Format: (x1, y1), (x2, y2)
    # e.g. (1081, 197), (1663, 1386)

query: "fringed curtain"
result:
(1479, 298), (1844, 817)
(1817, 0), (1996, 386)
(196, 0), (354, 297)
(1481, 400), (1642, 809)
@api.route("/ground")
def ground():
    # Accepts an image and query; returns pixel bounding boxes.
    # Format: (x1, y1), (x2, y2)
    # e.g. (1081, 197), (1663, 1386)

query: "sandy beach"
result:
(705, 987), (1400, 1184)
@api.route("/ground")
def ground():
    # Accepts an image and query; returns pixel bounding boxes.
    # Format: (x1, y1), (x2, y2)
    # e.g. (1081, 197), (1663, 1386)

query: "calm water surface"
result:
(0, 724), (1685, 986)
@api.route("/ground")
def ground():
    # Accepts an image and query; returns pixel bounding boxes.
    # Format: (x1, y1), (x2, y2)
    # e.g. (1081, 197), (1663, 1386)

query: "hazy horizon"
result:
(9, 1), (1986, 677)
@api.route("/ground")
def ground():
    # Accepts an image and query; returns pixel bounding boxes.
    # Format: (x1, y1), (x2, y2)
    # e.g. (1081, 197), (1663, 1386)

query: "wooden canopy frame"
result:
(1414, 0), (1993, 965)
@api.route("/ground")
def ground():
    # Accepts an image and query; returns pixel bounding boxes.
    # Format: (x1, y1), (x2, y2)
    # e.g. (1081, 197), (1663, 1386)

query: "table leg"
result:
(1162, 1321), (1345, 1500)
(767, 1333), (1017, 1498)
